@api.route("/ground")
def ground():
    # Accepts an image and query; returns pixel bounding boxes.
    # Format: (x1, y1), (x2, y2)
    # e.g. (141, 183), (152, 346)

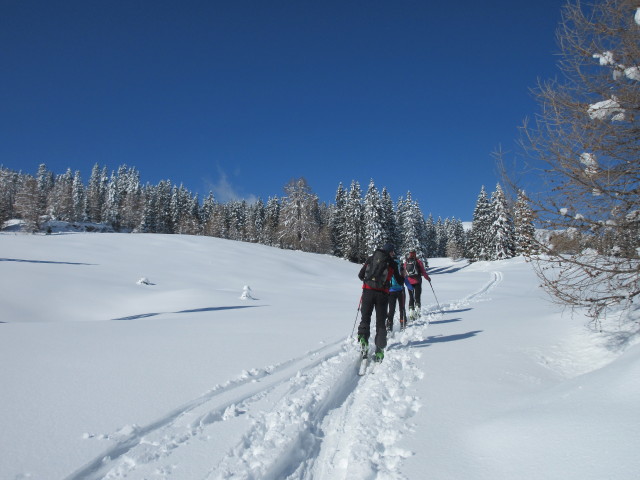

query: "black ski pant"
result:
(408, 282), (423, 310)
(357, 288), (389, 350)
(387, 289), (406, 329)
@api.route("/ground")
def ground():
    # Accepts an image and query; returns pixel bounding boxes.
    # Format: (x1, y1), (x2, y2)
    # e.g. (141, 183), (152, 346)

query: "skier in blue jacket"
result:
(386, 253), (413, 332)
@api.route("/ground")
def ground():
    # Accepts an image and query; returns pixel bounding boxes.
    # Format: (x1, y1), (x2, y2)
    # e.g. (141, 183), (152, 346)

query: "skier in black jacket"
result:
(357, 243), (404, 362)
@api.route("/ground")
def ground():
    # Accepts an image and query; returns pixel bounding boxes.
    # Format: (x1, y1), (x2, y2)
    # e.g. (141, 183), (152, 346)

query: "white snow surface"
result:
(1, 232), (639, 480)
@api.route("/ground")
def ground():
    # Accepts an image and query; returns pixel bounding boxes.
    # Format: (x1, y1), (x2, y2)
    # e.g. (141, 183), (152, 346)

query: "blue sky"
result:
(1, 0), (563, 221)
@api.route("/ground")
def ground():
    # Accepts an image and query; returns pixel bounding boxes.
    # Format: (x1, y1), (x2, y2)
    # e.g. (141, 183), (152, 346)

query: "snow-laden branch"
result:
(593, 50), (640, 83)
(587, 96), (626, 121)
(579, 152), (599, 176)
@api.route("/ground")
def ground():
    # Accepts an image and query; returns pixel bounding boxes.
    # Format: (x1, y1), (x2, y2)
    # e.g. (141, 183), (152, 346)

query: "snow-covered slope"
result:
(1, 232), (638, 479)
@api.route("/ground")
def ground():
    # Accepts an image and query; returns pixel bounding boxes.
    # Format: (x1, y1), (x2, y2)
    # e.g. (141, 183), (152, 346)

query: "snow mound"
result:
(240, 285), (255, 300)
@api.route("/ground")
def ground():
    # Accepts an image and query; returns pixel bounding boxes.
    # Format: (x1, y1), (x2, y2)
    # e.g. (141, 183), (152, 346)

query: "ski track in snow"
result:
(65, 271), (502, 480)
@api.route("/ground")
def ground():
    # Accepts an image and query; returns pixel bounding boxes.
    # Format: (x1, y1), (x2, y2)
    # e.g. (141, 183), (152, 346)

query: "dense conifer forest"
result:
(0, 163), (535, 263)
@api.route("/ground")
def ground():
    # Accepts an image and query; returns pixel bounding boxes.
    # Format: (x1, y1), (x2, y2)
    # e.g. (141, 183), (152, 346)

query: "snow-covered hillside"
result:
(1, 232), (638, 479)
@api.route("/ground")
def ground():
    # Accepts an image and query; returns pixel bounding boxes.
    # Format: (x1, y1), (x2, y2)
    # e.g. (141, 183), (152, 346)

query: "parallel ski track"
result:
(64, 270), (502, 480)
(292, 270), (504, 480)
(423, 270), (503, 315)
(64, 339), (347, 480)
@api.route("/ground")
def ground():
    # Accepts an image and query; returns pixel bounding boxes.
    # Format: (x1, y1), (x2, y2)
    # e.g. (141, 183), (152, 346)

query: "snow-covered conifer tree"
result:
(170, 184), (190, 234)
(279, 177), (322, 252)
(490, 183), (516, 260)
(446, 218), (466, 259)
(102, 171), (121, 230)
(49, 169), (74, 222)
(138, 185), (156, 233)
(310, 199), (332, 254)
(513, 190), (538, 256)
(227, 200), (247, 242)
(14, 175), (41, 232)
(343, 181), (364, 262)
(263, 196), (280, 247)
(363, 180), (385, 255)
(86, 164), (108, 223)
(153, 180), (173, 234)
(200, 192), (215, 229)
(208, 202), (230, 239)
(395, 196), (407, 255)
(380, 187), (396, 248)
(72, 170), (86, 222)
(184, 193), (201, 235)
(435, 217), (447, 257)
(201, 192), (219, 237)
(398, 192), (427, 260)
(423, 214), (437, 258)
(468, 186), (493, 261)
(36, 164), (53, 218)
(246, 197), (266, 243)
(0, 167), (20, 226)
(331, 183), (347, 257)
(119, 167), (142, 231)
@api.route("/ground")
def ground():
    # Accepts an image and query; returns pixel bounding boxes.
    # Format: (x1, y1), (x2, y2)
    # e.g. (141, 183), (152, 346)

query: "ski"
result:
(357, 351), (369, 376)
(368, 360), (380, 374)
(359, 355), (384, 375)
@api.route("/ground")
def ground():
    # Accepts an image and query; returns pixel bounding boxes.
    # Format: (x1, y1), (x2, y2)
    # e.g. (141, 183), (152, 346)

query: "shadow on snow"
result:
(0, 257), (96, 266)
(389, 330), (483, 350)
(428, 263), (470, 276)
(442, 308), (472, 314)
(428, 317), (463, 325)
(112, 305), (263, 321)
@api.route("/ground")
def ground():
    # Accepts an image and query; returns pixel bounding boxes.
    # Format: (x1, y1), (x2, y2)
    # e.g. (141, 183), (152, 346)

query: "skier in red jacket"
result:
(403, 250), (431, 320)
(357, 243), (403, 362)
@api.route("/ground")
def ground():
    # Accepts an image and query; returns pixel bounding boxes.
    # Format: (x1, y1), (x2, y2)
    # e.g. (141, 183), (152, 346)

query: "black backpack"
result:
(363, 250), (390, 289)
(406, 257), (419, 277)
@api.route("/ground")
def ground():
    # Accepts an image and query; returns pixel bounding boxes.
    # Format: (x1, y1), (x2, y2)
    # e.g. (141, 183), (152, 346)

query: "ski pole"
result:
(350, 294), (363, 339)
(428, 281), (442, 311)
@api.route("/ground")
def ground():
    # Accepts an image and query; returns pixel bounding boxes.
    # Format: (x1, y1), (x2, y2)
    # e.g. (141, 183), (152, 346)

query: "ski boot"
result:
(357, 334), (369, 358)
(374, 347), (384, 363)
(400, 320), (406, 331)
